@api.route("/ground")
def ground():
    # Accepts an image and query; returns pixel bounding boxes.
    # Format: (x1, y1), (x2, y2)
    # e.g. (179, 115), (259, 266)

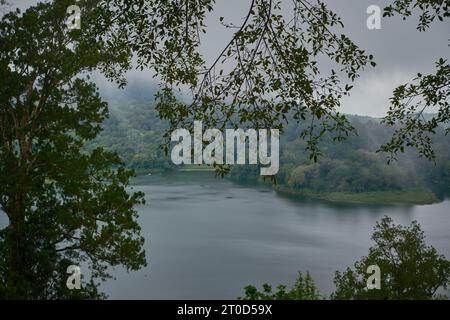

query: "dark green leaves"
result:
(383, 0), (450, 31)
(379, 60), (450, 162)
(333, 216), (450, 300)
(239, 271), (323, 300)
(149, 0), (375, 176)
(0, 1), (146, 298)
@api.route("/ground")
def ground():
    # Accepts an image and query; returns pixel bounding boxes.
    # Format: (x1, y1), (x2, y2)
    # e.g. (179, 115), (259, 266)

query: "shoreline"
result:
(132, 170), (442, 206)
(274, 186), (441, 205)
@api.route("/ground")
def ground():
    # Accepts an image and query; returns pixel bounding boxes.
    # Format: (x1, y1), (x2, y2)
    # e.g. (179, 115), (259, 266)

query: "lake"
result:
(99, 172), (450, 299)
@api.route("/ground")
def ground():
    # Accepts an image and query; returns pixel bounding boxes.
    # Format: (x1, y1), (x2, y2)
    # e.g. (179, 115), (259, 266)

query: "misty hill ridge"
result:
(88, 99), (449, 204)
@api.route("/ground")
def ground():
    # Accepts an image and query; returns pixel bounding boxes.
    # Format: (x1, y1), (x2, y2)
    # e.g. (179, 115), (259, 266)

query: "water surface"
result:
(101, 172), (450, 299)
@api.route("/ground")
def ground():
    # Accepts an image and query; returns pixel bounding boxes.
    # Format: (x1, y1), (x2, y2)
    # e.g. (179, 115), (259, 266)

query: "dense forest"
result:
(90, 85), (450, 205)
(231, 114), (450, 203)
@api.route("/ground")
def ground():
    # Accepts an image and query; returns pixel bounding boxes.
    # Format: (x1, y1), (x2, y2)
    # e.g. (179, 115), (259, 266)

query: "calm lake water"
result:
(100, 172), (450, 299)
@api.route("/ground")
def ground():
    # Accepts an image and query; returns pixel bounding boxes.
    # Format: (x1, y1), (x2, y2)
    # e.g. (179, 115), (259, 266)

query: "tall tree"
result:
(0, 1), (145, 298)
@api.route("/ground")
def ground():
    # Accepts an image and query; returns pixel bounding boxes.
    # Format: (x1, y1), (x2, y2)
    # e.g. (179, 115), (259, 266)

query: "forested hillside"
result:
(232, 115), (450, 203)
(87, 101), (172, 170)
(90, 93), (450, 204)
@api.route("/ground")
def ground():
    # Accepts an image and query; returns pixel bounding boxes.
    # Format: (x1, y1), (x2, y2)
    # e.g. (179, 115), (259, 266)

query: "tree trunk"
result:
(6, 198), (27, 299)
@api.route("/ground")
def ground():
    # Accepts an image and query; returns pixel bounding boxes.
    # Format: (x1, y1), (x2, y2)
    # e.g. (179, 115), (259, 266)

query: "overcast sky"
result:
(6, 0), (450, 117)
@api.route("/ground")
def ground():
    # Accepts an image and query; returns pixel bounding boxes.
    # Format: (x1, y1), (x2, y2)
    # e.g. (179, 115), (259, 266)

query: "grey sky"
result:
(6, 0), (450, 117)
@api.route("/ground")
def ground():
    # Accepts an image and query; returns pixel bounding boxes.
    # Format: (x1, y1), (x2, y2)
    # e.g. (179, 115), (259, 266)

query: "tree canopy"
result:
(333, 216), (450, 300)
(240, 271), (322, 300)
(0, 1), (145, 298)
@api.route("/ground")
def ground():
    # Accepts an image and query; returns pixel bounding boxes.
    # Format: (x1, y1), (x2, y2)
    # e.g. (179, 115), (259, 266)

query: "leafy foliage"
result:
(89, 0), (214, 87)
(239, 271), (323, 300)
(85, 0), (448, 168)
(332, 216), (450, 300)
(151, 0), (375, 165)
(381, 1), (449, 161)
(383, 0), (450, 31)
(379, 60), (450, 162)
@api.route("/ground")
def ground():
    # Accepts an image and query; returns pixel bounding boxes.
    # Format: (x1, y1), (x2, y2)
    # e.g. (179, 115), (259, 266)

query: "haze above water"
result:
(101, 172), (450, 299)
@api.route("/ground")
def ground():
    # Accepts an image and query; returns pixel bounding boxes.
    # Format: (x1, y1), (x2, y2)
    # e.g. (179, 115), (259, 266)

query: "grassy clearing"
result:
(276, 187), (440, 205)
(178, 165), (216, 172)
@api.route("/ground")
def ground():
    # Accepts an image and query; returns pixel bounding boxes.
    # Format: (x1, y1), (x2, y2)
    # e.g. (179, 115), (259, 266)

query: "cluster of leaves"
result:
(36, 0), (447, 170)
(383, 0), (450, 31)
(89, 0), (448, 168)
(240, 271), (323, 300)
(380, 1), (449, 161)
(155, 0), (375, 164)
(89, 0), (214, 87)
(333, 216), (450, 300)
(379, 59), (450, 162)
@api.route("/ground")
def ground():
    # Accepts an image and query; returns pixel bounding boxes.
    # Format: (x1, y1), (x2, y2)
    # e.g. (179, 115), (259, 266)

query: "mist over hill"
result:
(98, 78), (160, 104)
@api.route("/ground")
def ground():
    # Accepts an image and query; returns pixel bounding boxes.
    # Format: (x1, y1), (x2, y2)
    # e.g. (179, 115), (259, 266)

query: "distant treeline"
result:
(231, 114), (450, 202)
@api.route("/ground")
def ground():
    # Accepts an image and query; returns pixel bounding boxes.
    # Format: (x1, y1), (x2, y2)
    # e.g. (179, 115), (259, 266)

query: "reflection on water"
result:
(99, 172), (450, 299)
